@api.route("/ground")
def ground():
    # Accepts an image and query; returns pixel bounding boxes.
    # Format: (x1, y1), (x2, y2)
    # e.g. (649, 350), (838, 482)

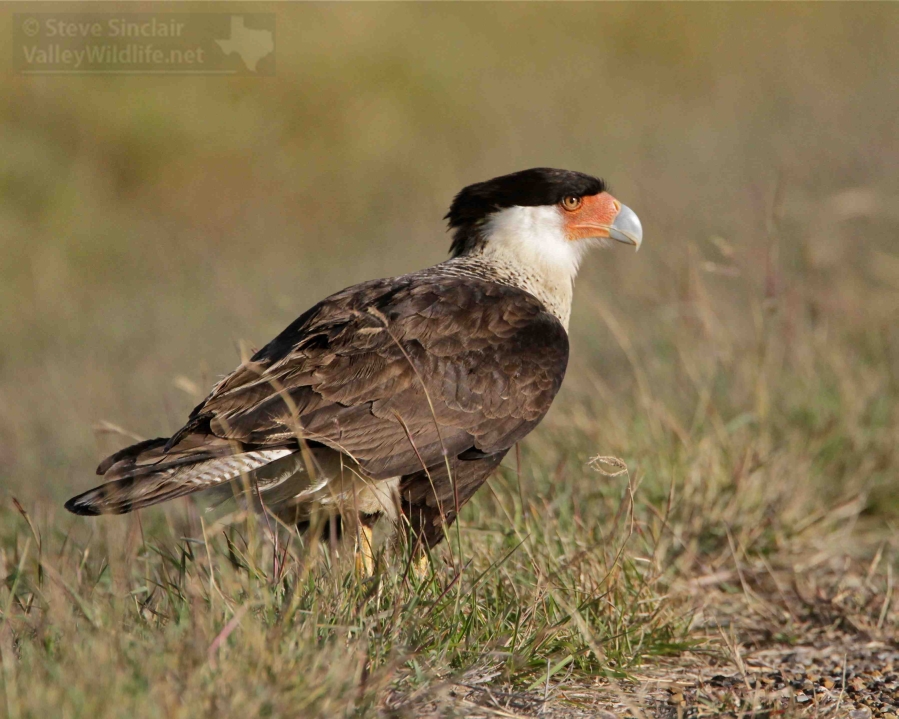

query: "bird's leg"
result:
(400, 504), (442, 582)
(412, 551), (431, 582)
(354, 522), (375, 578)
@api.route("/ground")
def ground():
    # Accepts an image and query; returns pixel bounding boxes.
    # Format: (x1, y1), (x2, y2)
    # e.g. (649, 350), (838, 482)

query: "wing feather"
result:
(167, 273), (568, 479)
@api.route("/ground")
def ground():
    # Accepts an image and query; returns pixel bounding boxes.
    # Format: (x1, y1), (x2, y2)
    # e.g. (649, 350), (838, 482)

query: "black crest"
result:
(446, 168), (605, 256)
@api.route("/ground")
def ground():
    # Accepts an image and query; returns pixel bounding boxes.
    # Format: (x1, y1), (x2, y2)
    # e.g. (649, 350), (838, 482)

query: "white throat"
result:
(445, 205), (586, 329)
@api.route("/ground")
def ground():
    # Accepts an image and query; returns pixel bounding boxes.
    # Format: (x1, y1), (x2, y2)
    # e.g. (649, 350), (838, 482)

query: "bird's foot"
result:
(411, 552), (431, 583)
(354, 524), (375, 578)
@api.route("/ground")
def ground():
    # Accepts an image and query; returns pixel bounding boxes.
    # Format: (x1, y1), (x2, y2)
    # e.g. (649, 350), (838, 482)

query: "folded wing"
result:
(66, 273), (568, 515)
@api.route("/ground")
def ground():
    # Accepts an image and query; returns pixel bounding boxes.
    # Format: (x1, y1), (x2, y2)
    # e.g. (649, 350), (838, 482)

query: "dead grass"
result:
(1, 282), (895, 716)
(1, 3), (898, 717)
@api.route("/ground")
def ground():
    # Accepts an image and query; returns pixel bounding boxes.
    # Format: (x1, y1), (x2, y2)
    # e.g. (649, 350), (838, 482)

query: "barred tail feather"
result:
(65, 447), (294, 516)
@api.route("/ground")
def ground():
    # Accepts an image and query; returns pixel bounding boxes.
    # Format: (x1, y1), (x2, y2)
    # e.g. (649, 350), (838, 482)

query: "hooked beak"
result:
(609, 204), (642, 251)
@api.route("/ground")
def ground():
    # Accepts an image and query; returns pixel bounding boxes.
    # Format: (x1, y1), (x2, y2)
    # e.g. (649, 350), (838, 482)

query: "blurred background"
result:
(1, 2), (897, 521)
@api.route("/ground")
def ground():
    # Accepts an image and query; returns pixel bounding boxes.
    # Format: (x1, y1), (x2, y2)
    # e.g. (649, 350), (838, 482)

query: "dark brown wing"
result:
(180, 272), (569, 478)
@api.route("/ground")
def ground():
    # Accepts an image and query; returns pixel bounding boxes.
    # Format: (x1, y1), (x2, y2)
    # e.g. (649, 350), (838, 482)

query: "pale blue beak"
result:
(609, 204), (643, 251)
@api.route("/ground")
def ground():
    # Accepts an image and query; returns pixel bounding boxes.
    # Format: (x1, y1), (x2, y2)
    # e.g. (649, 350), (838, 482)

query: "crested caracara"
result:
(65, 168), (643, 574)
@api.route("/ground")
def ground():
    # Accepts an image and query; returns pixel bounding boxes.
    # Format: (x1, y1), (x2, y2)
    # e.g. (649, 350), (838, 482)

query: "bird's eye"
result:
(561, 196), (582, 212)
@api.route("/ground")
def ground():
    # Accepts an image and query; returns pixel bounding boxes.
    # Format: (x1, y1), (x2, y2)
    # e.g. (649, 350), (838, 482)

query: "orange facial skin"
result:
(560, 192), (623, 242)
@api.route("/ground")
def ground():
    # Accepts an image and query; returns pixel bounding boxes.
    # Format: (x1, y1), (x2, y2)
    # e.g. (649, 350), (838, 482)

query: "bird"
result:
(65, 168), (642, 575)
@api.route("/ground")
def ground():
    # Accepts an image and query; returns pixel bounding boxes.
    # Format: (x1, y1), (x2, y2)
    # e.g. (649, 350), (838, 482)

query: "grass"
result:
(0, 449), (685, 716)
(1, 3), (898, 716)
(1, 281), (895, 716)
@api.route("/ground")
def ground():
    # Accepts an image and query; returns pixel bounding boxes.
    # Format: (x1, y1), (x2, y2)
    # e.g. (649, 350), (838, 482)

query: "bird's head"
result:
(445, 168), (642, 277)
